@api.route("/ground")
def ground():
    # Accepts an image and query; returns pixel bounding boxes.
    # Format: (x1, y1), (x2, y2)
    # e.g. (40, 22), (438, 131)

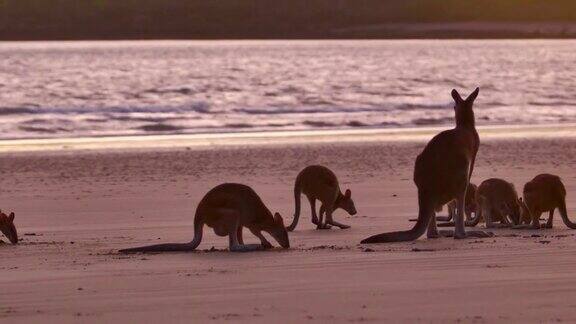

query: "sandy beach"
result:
(1, 125), (576, 323)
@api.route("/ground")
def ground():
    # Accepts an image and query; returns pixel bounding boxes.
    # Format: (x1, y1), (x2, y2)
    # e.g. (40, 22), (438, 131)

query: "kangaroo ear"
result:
(8, 212), (14, 222)
(451, 89), (463, 104)
(345, 189), (351, 199)
(466, 87), (480, 103)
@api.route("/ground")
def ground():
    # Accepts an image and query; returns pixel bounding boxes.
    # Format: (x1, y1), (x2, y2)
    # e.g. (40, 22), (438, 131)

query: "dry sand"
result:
(1, 127), (576, 323)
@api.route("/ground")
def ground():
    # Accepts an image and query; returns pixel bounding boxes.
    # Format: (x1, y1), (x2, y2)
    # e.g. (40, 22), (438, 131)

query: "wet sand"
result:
(1, 127), (575, 323)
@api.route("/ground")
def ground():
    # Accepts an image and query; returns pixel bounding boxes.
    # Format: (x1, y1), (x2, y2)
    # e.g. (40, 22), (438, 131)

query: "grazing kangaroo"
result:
(413, 182), (477, 224)
(516, 174), (575, 229)
(287, 165), (356, 231)
(120, 183), (290, 253)
(472, 178), (523, 228)
(0, 211), (17, 244)
(362, 88), (492, 243)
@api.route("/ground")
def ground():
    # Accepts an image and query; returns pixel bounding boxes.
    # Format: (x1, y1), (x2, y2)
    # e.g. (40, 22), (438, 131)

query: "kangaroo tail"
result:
(361, 191), (433, 243)
(558, 198), (576, 229)
(286, 178), (302, 231)
(119, 216), (204, 253)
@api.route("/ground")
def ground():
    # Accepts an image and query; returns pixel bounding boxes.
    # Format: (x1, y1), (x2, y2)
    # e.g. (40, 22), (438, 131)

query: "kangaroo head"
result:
(268, 212), (290, 248)
(337, 189), (357, 215)
(518, 197), (533, 224)
(0, 211), (18, 244)
(451, 87), (479, 127)
(504, 201), (521, 226)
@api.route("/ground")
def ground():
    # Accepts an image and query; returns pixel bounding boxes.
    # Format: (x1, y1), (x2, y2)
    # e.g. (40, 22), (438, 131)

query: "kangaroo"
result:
(0, 211), (17, 244)
(120, 183), (290, 253)
(413, 182), (477, 225)
(516, 174), (575, 229)
(287, 165), (356, 231)
(362, 88), (492, 243)
(471, 178), (523, 228)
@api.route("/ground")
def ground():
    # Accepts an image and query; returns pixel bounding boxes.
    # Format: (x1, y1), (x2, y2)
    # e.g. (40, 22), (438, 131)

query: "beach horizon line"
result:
(0, 122), (575, 153)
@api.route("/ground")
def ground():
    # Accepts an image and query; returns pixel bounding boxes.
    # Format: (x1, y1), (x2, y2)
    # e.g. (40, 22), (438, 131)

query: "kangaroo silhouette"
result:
(517, 174), (575, 229)
(287, 165), (356, 231)
(472, 178), (523, 228)
(0, 211), (17, 244)
(120, 183), (289, 253)
(362, 88), (492, 243)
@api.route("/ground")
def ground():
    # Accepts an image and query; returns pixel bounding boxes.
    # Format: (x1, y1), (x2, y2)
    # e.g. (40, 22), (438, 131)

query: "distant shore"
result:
(331, 22), (576, 39)
(3, 22), (576, 41)
(2, 0), (576, 41)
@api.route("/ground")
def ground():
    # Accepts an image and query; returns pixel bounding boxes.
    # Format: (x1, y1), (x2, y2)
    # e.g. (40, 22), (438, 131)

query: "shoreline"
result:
(0, 122), (575, 153)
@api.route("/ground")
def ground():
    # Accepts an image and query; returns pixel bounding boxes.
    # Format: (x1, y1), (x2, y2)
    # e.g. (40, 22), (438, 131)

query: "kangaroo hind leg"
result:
(229, 231), (264, 252)
(308, 196), (319, 225)
(427, 206), (444, 238)
(223, 215), (263, 252)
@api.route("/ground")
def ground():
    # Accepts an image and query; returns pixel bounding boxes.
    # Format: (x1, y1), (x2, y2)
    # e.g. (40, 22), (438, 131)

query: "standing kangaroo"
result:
(0, 211), (17, 244)
(287, 165), (356, 231)
(516, 174), (575, 229)
(472, 178), (523, 228)
(362, 88), (492, 243)
(120, 183), (290, 253)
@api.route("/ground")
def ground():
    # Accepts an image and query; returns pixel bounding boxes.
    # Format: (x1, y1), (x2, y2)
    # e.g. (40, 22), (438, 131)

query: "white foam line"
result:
(0, 123), (574, 153)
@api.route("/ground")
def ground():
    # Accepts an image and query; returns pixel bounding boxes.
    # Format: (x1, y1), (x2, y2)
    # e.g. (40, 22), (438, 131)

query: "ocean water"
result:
(0, 40), (575, 139)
